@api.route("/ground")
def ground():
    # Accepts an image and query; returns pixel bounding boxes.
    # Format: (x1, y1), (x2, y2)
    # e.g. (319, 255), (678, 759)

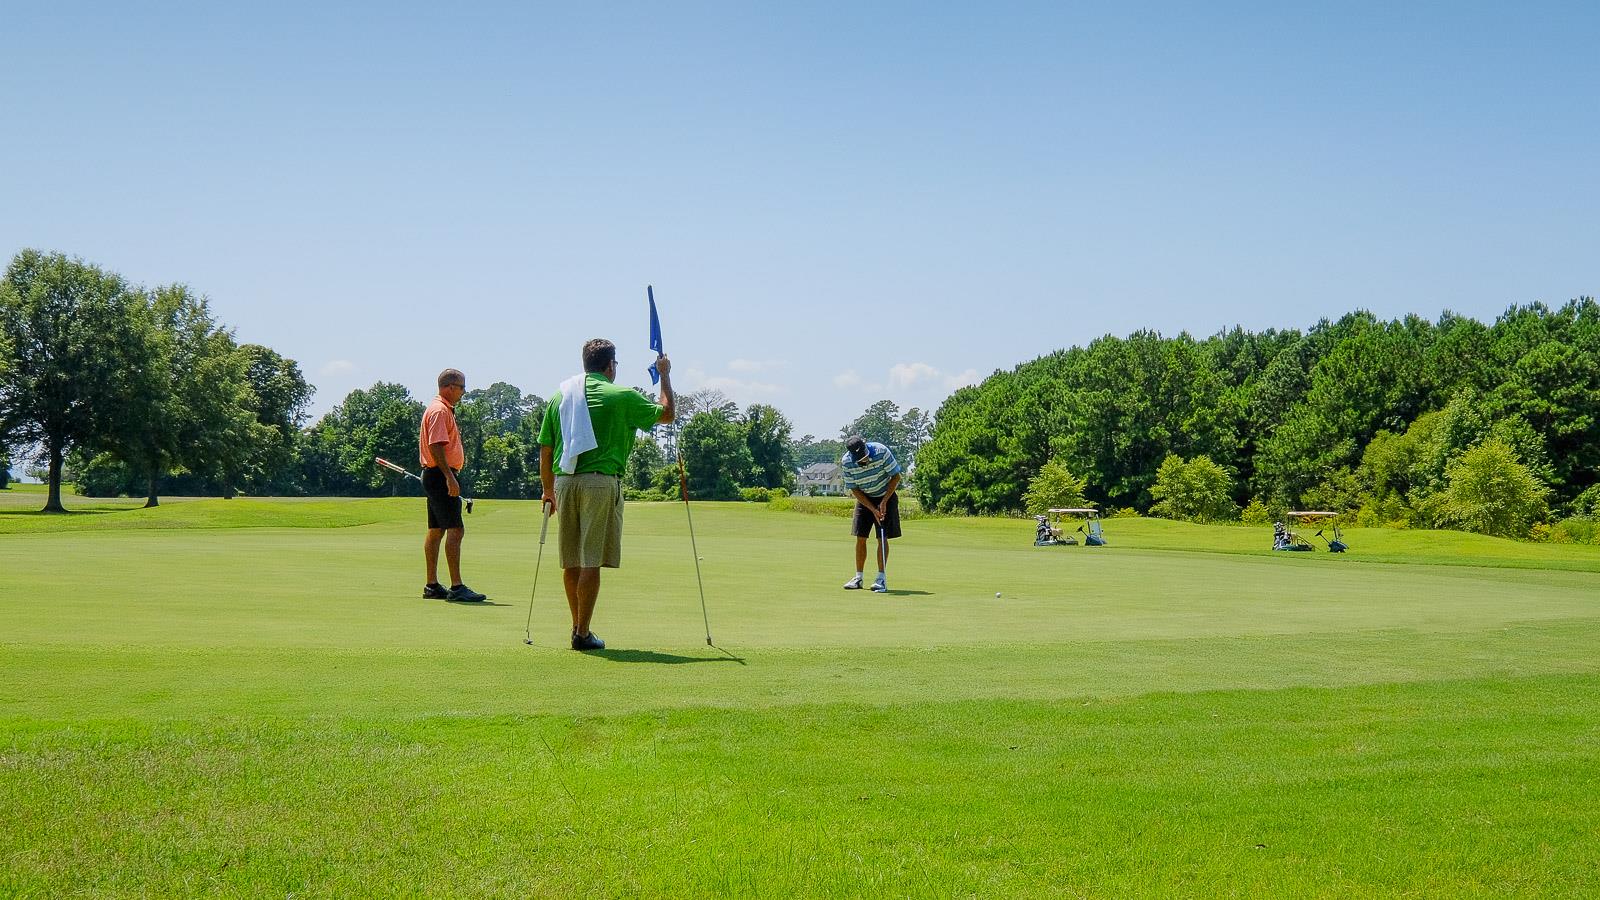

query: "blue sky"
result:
(3, 1), (1595, 438)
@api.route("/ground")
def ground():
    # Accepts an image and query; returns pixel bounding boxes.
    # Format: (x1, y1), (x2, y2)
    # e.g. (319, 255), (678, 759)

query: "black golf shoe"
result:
(422, 583), (449, 599)
(447, 584), (487, 602)
(571, 630), (605, 651)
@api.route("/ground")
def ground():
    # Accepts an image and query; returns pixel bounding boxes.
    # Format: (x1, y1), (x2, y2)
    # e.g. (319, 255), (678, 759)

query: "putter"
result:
(375, 457), (473, 513)
(879, 516), (889, 588)
(523, 500), (552, 645)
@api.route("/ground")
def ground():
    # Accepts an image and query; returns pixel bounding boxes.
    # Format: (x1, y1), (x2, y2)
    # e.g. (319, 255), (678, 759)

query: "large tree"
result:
(236, 344), (314, 494)
(114, 285), (261, 506)
(0, 250), (159, 512)
(679, 410), (753, 500)
(742, 403), (794, 489)
(301, 383), (424, 495)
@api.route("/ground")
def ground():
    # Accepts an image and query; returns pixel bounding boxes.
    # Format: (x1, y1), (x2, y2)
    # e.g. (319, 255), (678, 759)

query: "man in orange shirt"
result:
(420, 368), (486, 602)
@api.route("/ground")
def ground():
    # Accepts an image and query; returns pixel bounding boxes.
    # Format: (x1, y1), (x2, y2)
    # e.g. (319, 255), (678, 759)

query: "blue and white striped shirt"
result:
(840, 442), (901, 498)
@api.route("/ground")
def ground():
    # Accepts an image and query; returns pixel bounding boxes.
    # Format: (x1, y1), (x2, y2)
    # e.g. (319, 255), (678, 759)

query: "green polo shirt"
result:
(538, 373), (664, 476)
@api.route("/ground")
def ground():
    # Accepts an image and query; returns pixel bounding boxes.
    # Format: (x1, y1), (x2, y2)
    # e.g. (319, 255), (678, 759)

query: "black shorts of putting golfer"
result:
(852, 494), (901, 577)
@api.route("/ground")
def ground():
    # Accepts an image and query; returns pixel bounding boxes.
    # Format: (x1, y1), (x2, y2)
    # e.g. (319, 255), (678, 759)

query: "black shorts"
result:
(422, 466), (464, 530)
(851, 493), (902, 540)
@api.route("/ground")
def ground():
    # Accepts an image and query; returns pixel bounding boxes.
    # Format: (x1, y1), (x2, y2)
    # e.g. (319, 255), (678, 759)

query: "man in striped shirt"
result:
(840, 434), (902, 593)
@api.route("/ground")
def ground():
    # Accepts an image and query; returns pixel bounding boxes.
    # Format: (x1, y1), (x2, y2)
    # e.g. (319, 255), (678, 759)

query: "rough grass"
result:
(4, 498), (1599, 896)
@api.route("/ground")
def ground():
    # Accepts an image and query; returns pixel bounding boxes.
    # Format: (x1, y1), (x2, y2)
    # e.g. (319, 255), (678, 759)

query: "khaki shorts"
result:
(555, 473), (624, 569)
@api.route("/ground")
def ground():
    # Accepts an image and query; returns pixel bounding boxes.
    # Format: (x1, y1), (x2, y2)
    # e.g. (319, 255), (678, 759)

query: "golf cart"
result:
(1039, 508), (1106, 547)
(1288, 510), (1347, 552)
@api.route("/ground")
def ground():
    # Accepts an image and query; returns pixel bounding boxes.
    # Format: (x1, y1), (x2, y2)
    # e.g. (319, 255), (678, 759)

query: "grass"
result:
(4, 498), (1599, 896)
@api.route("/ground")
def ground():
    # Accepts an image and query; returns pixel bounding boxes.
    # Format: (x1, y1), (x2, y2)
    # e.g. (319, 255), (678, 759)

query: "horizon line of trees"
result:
(1, 249), (932, 509)
(917, 299), (1600, 540)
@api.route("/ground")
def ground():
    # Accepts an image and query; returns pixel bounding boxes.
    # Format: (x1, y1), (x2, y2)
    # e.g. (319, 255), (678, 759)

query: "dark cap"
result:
(845, 435), (869, 463)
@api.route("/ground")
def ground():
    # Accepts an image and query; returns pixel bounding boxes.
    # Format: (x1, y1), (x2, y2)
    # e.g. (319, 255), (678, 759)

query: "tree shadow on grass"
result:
(590, 648), (747, 665)
(0, 508), (127, 516)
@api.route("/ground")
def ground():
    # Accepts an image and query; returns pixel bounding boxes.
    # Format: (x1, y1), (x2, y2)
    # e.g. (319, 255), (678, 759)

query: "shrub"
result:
(1148, 454), (1238, 523)
(1239, 498), (1271, 525)
(1550, 516), (1600, 545)
(1023, 459), (1089, 516)
(1425, 439), (1550, 538)
(739, 486), (771, 503)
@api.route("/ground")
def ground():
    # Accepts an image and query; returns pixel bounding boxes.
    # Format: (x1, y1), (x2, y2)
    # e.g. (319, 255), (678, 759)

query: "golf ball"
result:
(995, 592), (1002, 598)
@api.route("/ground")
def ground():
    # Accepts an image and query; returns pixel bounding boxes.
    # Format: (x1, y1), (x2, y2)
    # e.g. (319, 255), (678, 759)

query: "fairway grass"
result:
(4, 499), (1599, 896)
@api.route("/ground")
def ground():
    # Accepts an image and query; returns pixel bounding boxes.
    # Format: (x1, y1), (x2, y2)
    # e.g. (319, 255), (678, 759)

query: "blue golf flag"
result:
(647, 285), (663, 385)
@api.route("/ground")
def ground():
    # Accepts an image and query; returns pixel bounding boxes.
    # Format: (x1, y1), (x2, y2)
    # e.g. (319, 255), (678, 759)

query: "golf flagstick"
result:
(677, 448), (712, 646)
(523, 500), (551, 645)
(650, 285), (713, 647)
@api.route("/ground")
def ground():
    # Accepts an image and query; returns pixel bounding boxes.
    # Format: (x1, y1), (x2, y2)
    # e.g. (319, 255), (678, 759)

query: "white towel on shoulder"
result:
(557, 373), (598, 473)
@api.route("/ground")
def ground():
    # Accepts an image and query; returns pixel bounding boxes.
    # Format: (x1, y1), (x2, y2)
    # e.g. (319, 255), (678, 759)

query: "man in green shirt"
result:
(539, 338), (675, 650)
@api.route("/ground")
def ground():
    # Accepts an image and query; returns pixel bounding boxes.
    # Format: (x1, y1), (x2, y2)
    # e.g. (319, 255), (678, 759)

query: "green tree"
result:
(679, 411), (753, 500)
(625, 436), (666, 492)
(1022, 459), (1088, 515)
(1149, 454), (1238, 523)
(1425, 439), (1550, 538)
(236, 344), (315, 494)
(302, 383), (424, 495)
(117, 285), (262, 506)
(743, 403), (794, 489)
(791, 435), (844, 468)
(0, 250), (160, 512)
(0, 448), (10, 489)
(841, 400), (930, 471)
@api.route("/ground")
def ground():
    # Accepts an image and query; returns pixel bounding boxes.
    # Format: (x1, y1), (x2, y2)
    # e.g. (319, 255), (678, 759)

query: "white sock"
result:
(855, 571), (864, 580)
(874, 572), (885, 582)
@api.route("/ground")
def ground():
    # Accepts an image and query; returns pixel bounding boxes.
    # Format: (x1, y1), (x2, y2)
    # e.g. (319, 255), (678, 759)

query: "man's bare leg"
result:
(443, 527), (463, 585)
(562, 568), (581, 629)
(425, 528), (445, 584)
(855, 537), (869, 573)
(575, 567), (601, 634)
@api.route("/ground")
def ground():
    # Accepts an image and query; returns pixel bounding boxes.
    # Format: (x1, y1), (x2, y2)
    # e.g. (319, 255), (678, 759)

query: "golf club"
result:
(879, 520), (888, 590)
(523, 499), (551, 645)
(374, 456), (473, 513)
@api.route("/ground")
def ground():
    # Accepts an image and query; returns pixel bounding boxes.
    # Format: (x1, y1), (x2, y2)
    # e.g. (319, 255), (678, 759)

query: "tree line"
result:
(916, 301), (1600, 539)
(1, 250), (934, 509)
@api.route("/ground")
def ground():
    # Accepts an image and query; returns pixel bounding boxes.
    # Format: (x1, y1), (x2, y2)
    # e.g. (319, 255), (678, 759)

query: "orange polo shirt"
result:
(419, 395), (465, 470)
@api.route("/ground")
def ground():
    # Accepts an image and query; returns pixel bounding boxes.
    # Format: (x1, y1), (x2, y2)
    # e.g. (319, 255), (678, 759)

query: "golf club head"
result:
(465, 498), (474, 515)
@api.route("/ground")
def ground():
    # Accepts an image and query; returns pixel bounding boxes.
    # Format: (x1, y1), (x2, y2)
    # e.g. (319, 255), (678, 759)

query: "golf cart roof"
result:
(1048, 508), (1100, 515)
(1287, 511), (1339, 518)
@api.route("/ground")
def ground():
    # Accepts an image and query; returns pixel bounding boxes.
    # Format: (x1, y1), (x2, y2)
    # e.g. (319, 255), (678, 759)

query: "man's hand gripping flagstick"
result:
(650, 285), (714, 647)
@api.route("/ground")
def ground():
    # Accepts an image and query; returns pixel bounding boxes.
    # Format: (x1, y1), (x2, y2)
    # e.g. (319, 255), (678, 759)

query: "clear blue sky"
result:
(3, 1), (1595, 438)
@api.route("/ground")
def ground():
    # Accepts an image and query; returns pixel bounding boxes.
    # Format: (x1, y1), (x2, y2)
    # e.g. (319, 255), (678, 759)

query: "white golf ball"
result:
(995, 591), (1002, 598)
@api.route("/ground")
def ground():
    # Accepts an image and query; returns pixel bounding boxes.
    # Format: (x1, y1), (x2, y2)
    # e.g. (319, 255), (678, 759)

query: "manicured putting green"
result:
(3, 496), (1598, 896)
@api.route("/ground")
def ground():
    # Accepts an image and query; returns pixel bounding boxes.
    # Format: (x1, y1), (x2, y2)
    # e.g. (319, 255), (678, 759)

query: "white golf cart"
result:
(1037, 507), (1106, 547)
(1279, 511), (1347, 552)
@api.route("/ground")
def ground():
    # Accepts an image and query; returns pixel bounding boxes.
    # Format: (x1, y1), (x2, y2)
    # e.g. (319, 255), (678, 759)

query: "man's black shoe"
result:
(571, 631), (605, 651)
(422, 583), (449, 599)
(447, 584), (487, 602)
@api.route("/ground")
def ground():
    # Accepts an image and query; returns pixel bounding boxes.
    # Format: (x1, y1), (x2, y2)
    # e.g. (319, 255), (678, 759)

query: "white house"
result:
(795, 462), (845, 496)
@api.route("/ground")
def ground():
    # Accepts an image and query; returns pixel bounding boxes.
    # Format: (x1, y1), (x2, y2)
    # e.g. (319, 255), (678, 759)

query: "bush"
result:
(1239, 498), (1271, 526)
(1148, 454), (1238, 523)
(1023, 459), (1088, 516)
(739, 486), (771, 503)
(1425, 439), (1550, 538)
(624, 487), (673, 502)
(1549, 516), (1600, 545)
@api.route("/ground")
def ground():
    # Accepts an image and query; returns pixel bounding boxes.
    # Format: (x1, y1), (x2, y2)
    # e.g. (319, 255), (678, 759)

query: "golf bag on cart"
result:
(1273, 521), (1312, 552)
(1034, 515), (1076, 547)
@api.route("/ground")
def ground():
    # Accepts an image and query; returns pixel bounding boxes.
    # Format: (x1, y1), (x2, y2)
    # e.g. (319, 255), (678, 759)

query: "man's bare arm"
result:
(655, 355), (676, 425)
(539, 444), (556, 511)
